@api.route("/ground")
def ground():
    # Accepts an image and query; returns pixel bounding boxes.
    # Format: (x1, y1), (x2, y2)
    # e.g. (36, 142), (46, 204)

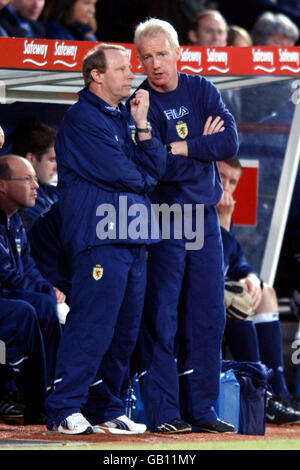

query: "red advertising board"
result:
(0, 38), (300, 75)
(232, 160), (259, 227)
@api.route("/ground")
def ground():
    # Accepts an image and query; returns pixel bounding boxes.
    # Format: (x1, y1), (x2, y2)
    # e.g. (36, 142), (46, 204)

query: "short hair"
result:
(82, 43), (126, 87)
(227, 25), (253, 46)
(190, 9), (228, 32)
(252, 11), (299, 45)
(0, 157), (12, 180)
(11, 120), (56, 161)
(222, 157), (243, 172)
(134, 18), (179, 53)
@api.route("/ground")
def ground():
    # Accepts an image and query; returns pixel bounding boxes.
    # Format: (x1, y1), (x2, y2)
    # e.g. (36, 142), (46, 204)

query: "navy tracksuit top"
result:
(55, 88), (167, 255)
(138, 73), (239, 206)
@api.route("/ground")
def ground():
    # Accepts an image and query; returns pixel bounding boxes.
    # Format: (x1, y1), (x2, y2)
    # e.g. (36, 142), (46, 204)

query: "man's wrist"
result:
(136, 122), (152, 133)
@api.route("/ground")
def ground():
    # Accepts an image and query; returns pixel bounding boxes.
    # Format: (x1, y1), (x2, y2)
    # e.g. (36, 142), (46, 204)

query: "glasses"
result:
(1, 176), (39, 185)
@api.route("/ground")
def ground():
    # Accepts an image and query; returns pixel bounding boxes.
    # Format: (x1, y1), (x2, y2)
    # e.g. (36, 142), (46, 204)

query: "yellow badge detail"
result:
(16, 243), (21, 256)
(131, 130), (137, 145)
(93, 264), (103, 280)
(176, 121), (188, 139)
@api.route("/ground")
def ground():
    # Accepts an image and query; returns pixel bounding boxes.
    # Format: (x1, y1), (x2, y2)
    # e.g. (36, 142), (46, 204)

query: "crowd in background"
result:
(0, 0), (299, 46)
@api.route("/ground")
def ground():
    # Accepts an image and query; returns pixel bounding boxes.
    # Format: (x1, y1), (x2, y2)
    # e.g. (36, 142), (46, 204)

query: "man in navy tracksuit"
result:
(132, 18), (239, 433)
(44, 44), (168, 435)
(0, 154), (62, 422)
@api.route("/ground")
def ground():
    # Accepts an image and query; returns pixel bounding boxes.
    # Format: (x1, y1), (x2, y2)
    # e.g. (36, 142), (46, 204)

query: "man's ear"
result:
(188, 29), (198, 45)
(25, 152), (37, 165)
(90, 68), (103, 84)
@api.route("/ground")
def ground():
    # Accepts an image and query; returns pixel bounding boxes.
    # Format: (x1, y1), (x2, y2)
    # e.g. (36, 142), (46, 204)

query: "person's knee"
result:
(255, 283), (278, 313)
(13, 300), (38, 324)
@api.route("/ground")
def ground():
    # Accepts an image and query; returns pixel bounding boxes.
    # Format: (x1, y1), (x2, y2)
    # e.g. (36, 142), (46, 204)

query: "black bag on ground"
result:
(222, 360), (271, 435)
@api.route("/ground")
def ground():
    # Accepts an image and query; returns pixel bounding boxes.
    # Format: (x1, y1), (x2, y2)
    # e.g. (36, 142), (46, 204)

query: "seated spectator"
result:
(0, 0), (46, 38)
(11, 120), (58, 230)
(217, 157), (300, 424)
(0, 154), (63, 420)
(227, 25), (253, 46)
(44, 0), (98, 41)
(0, 297), (50, 424)
(252, 11), (299, 46)
(0, 0), (11, 36)
(188, 8), (228, 46)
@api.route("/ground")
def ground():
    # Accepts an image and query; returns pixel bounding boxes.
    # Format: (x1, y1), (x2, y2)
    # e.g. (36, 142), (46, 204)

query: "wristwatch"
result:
(136, 122), (152, 133)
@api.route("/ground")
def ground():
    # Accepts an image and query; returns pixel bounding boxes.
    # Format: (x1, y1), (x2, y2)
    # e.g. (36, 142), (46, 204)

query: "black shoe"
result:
(192, 418), (236, 434)
(266, 397), (300, 425)
(276, 395), (300, 412)
(0, 399), (25, 424)
(155, 418), (192, 434)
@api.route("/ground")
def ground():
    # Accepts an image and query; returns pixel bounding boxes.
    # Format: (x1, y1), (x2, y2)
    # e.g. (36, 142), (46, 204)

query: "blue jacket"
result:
(55, 88), (167, 255)
(137, 73), (239, 207)
(0, 6), (45, 38)
(45, 19), (97, 41)
(24, 183), (58, 230)
(0, 208), (54, 296)
(221, 224), (259, 280)
(28, 203), (71, 300)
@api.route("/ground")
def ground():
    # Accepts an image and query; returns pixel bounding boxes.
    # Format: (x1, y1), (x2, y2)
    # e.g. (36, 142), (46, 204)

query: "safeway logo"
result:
(23, 39), (48, 66)
(278, 48), (300, 73)
(180, 47), (202, 73)
(252, 48), (275, 73)
(53, 41), (78, 67)
(206, 48), (229, 73)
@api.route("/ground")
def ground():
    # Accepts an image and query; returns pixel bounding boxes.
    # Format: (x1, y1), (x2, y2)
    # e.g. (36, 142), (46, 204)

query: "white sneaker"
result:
(93, 415), (147, 434)
(58, 412), (93, 435)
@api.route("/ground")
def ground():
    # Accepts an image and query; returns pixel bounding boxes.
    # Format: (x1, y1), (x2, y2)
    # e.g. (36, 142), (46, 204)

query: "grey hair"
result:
(134, 18), (179, 52)
(252, 11), (299, 45)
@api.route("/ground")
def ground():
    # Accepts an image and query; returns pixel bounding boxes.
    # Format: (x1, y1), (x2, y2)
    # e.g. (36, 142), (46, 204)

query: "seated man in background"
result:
(28, 202), (72, 306)
(217, 157), (300, 424)
(0, 154), (63, 417)
(11, 120), (58, 230)
(0, 0), (46, 38)
(188, 9), (228, 46)
(252, 11), (299, 46)
(0, 297), (50, 424)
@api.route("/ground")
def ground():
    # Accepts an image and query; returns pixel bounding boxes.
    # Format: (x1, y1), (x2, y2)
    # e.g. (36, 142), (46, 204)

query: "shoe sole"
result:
(155, 428), (192, 434)
(192, 426), (235, 434)
(0, 415), (24, 425)
(93, 426), (146, 435)
(57, 425), (93, 435)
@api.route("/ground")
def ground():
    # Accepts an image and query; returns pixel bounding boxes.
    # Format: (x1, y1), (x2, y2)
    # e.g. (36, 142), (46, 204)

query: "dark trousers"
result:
(137, 206), (225, 430)
(45, 244), (147, 427)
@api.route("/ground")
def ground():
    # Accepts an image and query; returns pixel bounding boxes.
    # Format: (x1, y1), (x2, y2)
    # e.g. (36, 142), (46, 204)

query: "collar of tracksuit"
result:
(78, 88), (126, 117)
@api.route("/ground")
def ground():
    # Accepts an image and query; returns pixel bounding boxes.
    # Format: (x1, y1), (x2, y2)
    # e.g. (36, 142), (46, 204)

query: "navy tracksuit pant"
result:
(45, 244), (147, 427)
(137, 206), (225, 430)
(0, 290), (61, 388)
(0, 298), (48, 413)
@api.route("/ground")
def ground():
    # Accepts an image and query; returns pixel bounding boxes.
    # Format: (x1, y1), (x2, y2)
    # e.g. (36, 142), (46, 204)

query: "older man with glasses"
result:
(0, 154), (62, 421)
